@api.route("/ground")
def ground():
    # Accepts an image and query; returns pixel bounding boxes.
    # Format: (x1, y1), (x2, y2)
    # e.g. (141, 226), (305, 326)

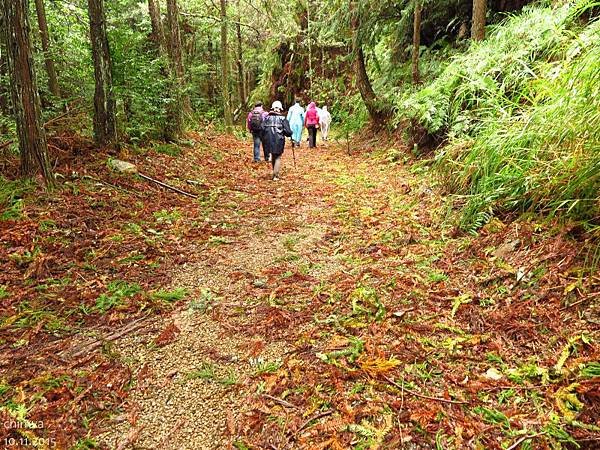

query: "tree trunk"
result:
(0, 34), (9, 122)
(87, 0), (117, 147)
(1, 0), (54, 185)
(220, 0), (232, 127)
(148, 0), (166, 55)
(165, 0), (188, 138)
(350, 1), (383, 123)
(412, 0), (422, 84)
(166, 0), (185, 79)
(472, 0), (487, 41)
(235, 0), (245, 108)
(33, 0), (60, 98)
(207, 38), (216, 104)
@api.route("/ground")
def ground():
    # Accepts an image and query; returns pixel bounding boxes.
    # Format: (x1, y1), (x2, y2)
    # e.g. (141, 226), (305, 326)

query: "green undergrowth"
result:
(397, 1), (600, 232)
(0, 177), (34, 221)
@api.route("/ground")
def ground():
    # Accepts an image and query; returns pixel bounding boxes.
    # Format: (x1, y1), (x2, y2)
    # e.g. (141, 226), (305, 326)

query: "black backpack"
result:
(249, 110), (263, 132)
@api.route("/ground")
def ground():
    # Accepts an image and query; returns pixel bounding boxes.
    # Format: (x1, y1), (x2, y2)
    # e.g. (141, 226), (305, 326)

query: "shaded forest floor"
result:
(1, 131), (599, 449)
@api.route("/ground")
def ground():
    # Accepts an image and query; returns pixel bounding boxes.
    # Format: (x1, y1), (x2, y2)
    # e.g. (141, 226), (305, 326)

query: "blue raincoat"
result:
(286, 102), (305, 144)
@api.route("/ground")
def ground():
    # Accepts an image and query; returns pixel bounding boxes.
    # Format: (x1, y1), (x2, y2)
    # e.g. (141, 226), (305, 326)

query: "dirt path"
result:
(99, 136), (599, 449)
(99, 139), (346, 448)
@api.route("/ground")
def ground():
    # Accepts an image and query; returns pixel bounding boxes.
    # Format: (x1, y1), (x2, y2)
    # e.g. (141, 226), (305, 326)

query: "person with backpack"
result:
(304, 102), (320, 148)
(247, 102), (269, 162)
(286, 99), (305, 148)
(261, 101), (292, 181)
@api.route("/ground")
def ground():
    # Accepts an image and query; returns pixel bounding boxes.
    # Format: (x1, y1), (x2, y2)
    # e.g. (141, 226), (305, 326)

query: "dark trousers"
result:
(307, 125), (317, 148)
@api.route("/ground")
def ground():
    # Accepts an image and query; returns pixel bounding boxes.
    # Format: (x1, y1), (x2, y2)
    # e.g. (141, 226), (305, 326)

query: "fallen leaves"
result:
(153, 322), (180, 347)
(2, 131), (599, 448)
(358, 356), (401, 377)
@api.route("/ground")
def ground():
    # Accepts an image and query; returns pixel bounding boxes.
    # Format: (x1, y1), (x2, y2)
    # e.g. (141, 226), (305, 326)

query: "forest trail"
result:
(95, 137), (367, 447)
(3, 0), (599, 447)
(95, 134), (598, 449)
(99, 136), (429, 448)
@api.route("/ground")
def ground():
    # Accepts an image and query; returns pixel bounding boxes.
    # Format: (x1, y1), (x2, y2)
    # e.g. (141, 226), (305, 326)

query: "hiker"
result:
(261, 101), (292, 181)
(247, 102), (269, 162)
(304, 102), (320, 148)
(286, 99), (305, 147)
(319, 105), (332, 142)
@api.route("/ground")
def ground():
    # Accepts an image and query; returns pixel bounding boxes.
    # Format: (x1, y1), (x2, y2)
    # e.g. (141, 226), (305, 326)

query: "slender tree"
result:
(412, 0), (422, 84)
(164, 0), (186, 139)
(1, 0), (54, 185)
(220, 0), (233, 126)
(148, 0), (166, 55)
(33, 0), (60, 98)
(87, 0), (117, 146)
(235, 0), (246, 108)
(472, 0), (487, 40)
(207, 38), (216, 104)
(0, 29), (9, 122)
(350, 1), (384, 123)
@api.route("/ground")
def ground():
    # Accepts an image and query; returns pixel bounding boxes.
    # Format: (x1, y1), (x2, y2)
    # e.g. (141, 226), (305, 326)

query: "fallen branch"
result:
(262, 394), (298, 409)
(506, 432), (546, 450)
(560, 291), (600, 311)
(43, 104), (84, 128)
(138, 173), (198, 199)
(82, 175), (139, 196)
(0, 140), (13, 151)
(61, 316), (148, 359)
(296, 409), (334, 434)
(383, 375), (469, 405)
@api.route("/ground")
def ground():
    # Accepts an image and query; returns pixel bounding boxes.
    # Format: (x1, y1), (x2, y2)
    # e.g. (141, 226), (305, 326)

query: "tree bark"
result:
(87, 0), (117, 147)
(472, 0), (487, 41)
(207, 38), (216, 104)
(148, 0), (166, 55)
(166, 0), (185, 83)
(235, 0), (245, 108)
(350, 1), (383, 123)
(1, 0), (54, 185)
(33, 0), (60, 97)
(165, 0), (187, 138)
(0, 32), (9, 121)
(412, 0), (422, 84)
(220, 0), (233, 127)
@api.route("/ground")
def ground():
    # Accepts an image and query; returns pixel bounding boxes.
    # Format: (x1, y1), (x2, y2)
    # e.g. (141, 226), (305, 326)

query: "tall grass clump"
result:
(400, 3), (575, 137)
(452, 21), (599, 231)
(399, 0), (600, 231)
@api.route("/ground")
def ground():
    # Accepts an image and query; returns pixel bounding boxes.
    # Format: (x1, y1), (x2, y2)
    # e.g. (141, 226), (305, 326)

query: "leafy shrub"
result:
(398, 2), (600, 230)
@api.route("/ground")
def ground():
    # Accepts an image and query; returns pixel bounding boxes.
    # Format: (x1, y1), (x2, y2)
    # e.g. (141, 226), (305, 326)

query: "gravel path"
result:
(99, 140), (340, 449)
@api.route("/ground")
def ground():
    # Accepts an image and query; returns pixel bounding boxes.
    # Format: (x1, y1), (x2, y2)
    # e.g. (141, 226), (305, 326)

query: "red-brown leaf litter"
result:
(1, 131), (598, 449)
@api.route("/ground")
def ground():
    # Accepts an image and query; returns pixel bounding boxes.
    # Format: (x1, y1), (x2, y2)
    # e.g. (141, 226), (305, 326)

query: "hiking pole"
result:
(291, 139), (297, 169)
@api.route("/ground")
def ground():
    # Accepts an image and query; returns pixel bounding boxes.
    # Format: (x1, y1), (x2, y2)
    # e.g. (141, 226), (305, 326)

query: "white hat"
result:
(272, 101), (283, 111)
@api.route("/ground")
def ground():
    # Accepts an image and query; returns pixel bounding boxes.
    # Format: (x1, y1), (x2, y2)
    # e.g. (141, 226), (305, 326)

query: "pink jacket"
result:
(304, 103), (320, 127)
